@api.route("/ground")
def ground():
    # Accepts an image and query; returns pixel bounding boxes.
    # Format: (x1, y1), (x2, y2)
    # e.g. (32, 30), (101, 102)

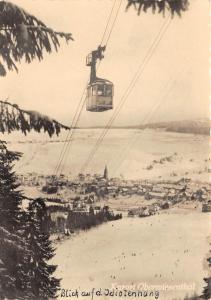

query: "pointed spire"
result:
(104, 165), (108, 180)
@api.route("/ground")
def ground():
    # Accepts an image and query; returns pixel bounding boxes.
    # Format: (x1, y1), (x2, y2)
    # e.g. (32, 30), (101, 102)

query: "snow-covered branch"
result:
(0, 100), (69, 137)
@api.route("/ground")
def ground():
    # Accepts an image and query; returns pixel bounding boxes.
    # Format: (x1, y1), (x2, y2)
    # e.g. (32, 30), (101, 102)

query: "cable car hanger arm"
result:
(87, 45), (106, 84)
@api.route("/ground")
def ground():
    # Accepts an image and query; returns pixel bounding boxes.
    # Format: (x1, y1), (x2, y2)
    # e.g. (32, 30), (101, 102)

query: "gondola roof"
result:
(88, 77), (113, 85)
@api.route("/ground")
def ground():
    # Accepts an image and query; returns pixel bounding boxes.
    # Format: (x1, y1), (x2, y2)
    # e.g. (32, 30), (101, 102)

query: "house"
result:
(78, 173), (85, 181)
(127, 208), (140, 216)
(128, 210), (135, 217)
(161, 202), (171, 209)
(139, 208), (150, 217)
(74, 207), (90, 214)
(152, 186), (164, 193)
(49, 211), (68, 223)
(146, 192), (167, 200)
(202, 201), (211, 212)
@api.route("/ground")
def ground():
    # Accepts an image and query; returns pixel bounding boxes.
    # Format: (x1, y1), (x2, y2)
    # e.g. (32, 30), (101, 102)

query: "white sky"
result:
(1, 0), (209, 127)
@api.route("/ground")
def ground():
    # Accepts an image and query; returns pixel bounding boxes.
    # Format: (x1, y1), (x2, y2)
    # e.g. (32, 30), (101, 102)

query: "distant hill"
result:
(138, 119), (211, 135)
(82, 119), (211, 135)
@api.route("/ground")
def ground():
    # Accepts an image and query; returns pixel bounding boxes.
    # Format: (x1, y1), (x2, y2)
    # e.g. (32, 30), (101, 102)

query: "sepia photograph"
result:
(0, 0), (210, 299)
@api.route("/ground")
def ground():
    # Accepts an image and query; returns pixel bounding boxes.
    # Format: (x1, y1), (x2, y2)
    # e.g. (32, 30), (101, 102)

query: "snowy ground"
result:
(3, 128), (211, 300)
(52, 209), (211, 300)
(2, 128), (211, 181)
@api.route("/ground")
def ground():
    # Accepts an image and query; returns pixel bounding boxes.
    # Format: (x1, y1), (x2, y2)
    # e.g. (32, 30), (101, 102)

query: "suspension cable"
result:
(111, 65), (188, 177)
(53, 0), (123, 178)
(80, 15), (171, 174)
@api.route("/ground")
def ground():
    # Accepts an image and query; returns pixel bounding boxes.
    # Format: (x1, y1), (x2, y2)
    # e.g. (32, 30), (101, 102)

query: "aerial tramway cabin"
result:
(86, 45), (114, 112)
(86, 78), (113, 112)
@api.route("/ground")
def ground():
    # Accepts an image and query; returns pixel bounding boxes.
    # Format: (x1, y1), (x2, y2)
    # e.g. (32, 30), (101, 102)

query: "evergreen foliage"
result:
(0, 135), (63, 300)
(0, 1), (191, 299)
(24, 198), (60, 299)
(0, 1), (73, 76)
(126, 0), (189, 16)
(66, 208), (122, 232)
(0, 1), (71, 299)
(202, 229), (211, 298)
(0, 100), (69, 136)
(0, 141), (31, 300)
(203, 276), (211, 299)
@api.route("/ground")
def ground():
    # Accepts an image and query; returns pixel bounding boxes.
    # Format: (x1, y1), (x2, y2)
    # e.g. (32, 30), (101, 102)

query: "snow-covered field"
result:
(4, 129), (210, 299)
(3, 128), (211, 181)
(52, 210), (211, 300)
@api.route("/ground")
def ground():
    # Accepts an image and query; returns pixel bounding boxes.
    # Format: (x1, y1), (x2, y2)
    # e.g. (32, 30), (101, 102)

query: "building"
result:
(104, 165), (108, 180)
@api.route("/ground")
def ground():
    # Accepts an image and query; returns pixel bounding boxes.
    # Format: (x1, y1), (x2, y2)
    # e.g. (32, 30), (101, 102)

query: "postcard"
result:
(0, 1), (210, 299)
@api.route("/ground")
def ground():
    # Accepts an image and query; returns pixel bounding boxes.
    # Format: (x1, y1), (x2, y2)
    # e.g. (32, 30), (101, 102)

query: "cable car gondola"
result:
(86, 45), (114, 112)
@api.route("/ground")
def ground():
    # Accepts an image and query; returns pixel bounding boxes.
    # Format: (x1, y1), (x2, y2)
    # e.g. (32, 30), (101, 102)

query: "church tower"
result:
(103, 165), (108, 180)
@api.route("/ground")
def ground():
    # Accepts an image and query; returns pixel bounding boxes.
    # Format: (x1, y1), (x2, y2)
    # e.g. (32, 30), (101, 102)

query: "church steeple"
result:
(103, 165), (108, 180)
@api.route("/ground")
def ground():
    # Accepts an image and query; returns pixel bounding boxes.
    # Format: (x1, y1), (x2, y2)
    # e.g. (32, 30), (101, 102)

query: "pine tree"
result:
(201, 240), (211, 299)
(0, 141), (32, 300)
(0, 142), (22, 231)
(0, 2), (72, 299)
(203, 273), (211, 299)
(24, 198), (60, 300)
(0, 101), (69, 299)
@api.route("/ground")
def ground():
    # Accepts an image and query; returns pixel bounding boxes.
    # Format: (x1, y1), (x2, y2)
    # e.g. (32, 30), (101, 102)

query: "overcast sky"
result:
(1, 0), (209, 127)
